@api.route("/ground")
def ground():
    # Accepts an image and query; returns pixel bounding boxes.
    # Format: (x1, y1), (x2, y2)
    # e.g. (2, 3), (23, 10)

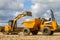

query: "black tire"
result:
(23, 28), (30, 35)
(50, 31), (54, 35)
(32, 31), (38, 35)
(42, 27), (53, 35)
(1, 29), (4, 32)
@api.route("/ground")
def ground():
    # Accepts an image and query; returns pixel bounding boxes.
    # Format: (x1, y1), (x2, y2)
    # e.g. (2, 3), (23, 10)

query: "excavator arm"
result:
(5, 11), (32, 32)
(11, 11), (32, 31)
(14, 11), (32, 21)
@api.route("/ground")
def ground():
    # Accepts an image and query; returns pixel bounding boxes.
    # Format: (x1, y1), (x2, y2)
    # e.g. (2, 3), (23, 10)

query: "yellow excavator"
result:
(22, 9), (58, 35)
(4, 11), (32, 34)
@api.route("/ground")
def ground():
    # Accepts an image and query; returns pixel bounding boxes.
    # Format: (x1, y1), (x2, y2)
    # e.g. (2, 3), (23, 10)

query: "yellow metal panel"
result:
(5, 25), (11, 31)
(23, 20), (35, 28)
(51, 21), (57, 31)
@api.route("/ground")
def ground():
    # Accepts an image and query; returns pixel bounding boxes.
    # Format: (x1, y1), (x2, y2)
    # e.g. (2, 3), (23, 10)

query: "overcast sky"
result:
(0, 0), (60, 26)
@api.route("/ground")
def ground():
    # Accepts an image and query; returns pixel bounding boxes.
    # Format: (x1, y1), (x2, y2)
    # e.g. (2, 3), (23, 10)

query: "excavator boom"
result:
(5, 11), (32, 32)
(14, 11), (32, 21)
(11, 11), (32, 31)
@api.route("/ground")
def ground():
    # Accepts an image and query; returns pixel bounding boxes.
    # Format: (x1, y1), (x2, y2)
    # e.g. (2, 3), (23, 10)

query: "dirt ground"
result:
(0, 32), (60, 40)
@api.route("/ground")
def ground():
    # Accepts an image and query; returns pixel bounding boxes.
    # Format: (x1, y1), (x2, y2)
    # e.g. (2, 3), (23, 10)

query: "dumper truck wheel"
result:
(32, 30), (38, 35)
(50, 31), (54, 35)
(42, 27), (53, 35)
(23, 28), (30, 35)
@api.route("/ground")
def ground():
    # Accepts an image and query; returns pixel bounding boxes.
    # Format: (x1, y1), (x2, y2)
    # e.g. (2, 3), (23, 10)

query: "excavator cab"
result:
(8, 20), (13, 27)
(8, 20), (17, 28)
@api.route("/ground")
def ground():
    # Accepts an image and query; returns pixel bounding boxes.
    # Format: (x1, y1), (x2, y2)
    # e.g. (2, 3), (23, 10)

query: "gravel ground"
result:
(0, 32), (60, 40)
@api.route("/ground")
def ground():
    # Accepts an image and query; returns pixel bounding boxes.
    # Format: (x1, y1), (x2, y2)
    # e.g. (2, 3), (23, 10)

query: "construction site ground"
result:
(0, 32), (60, 40)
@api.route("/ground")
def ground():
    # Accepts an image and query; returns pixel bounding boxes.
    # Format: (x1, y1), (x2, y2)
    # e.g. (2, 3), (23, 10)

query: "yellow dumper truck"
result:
(22, 9), (58, 35)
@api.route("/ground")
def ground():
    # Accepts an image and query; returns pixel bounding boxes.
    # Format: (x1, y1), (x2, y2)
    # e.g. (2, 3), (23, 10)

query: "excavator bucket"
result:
(23, 11), (32, 16)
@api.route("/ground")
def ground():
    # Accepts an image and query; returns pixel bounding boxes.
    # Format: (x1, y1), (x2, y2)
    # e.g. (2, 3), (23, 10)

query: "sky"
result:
(0, 0), (60, 27)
